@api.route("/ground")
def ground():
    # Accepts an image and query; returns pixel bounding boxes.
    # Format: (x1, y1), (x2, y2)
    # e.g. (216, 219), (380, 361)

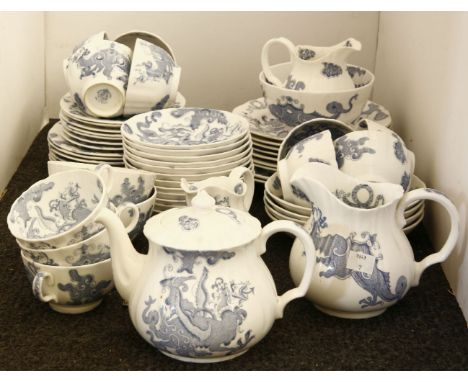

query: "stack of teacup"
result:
(52, 30), (184, 165)
(264, 119), (427, 235)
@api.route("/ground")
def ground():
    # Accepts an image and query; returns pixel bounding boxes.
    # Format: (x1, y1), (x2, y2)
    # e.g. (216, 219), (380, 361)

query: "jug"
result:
(288, 163), (459, 319)
(180, 166), (254, 211)
(95, 191), (316, 362)
(261, 37), (361, 92)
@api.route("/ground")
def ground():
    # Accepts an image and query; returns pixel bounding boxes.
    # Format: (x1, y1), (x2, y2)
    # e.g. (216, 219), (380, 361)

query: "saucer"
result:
(233, 97), (392, 141)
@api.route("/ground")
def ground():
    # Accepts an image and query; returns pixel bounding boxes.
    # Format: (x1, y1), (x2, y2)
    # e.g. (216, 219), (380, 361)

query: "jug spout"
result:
(96, 207), (145, 302)
(328, 38), (362, 61)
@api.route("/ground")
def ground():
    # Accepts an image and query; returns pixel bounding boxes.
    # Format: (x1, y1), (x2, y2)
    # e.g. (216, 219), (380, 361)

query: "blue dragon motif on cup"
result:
(334, 135), (376, 168)
(58, 269), (111, 305)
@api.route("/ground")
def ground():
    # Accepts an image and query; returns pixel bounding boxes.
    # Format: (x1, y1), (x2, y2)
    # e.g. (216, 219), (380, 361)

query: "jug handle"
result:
(258, 220), (315, 319)
(261, 37), (296, 87)
(229, 166), (254, 211)
(32, 272), (57, 303)
(395, 188), (459, 287)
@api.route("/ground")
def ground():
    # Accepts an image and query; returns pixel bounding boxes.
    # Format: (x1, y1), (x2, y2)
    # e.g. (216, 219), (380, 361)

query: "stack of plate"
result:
(121, 108), (254, 212)
(48, 92), (186, 166)
(263, 173), (426, 235)
(233, 98), (392, 183)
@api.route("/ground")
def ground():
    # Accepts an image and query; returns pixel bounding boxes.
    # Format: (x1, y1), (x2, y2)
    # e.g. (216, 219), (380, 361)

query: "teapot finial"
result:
(191, 190), (216, 209)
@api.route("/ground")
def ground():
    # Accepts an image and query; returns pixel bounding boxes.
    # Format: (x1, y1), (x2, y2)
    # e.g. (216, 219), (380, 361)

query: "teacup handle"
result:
(95, 164), (114, 194)
(261, 37), (296, 87)
(258, 220), (315, 319)
(32, 272), (57, 303)
(115, 202), (140, 234)
(395, 188), (459, 286)
(229, 166), (254, 211)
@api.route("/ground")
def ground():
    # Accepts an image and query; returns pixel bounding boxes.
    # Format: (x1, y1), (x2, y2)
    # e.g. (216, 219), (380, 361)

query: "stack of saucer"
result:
(263, 173), (426, 235)
(121, 108), (254, 212)
(48, 93), (186, 166)
(233, 97), (392, 183)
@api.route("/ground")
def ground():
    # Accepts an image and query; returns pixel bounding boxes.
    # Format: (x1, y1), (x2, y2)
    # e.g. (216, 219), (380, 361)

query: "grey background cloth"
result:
(0, 122), (466, 370)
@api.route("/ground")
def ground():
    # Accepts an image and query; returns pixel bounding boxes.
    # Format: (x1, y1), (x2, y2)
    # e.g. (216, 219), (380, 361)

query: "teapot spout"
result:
(95, 207), (145, 302)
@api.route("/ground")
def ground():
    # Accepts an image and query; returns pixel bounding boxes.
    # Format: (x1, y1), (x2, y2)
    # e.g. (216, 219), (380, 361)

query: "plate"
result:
(233, 97), (392, 140)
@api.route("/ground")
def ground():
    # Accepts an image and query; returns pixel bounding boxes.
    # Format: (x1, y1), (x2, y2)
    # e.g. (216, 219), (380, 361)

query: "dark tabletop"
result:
(0, 121), (467, 371)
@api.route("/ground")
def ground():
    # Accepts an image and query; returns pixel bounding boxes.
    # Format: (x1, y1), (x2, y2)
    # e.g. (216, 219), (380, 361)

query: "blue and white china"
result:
(21, 252), (114, 314)
(47, 161), (157, 207)
(95, 190), (316, 362)
(262, 37), (361, 92)
(115, 30), (177, 62)
(261, 62), (374, 126)
(277, 130), (337, 206)
(119, 187), (157, 240)
(64, 39), (132, 118)
(122, 108), (250, 148)
(8, 169), (111, 250)
(124, 38), (181, 116)
(288, 163), (459, 318)
(181, 166), (254, 211)
(334, 120), (415, 191)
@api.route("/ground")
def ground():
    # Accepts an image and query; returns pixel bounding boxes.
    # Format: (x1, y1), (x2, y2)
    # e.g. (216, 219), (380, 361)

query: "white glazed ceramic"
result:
(288, 163), (459, 318)
(21, 252), (114, 314)
(115, 30), (176, 62)
(181, 167), (254, 211)
(260, 62), (374, 126)
(122, 108), (250, 149)
(64, 40), (131, 118)
(119, 187), (157, 240)
(334, 121), (415, 191)
(262, 37), (361, 92)
(124, 39), (181, 115)
(8, 169), (111, 249)
(95, 190), (316, 363)
(47, 161), (156, 207)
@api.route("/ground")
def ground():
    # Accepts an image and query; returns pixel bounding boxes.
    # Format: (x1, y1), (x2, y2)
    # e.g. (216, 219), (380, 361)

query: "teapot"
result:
(261, 37), (361, 92)
(180, 166), (254, 211)
(95, 191), (316, 362)
(288, 163), (459, 319)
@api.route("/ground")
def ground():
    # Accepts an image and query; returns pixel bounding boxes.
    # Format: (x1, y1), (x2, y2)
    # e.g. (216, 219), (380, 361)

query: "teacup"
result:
(334, 122), (415, 191)
(278, 130), (337, 206)
(64, 39), (131, 118)
(8, 169), (109, 250)
(260, 62), (374, 126)
(47, 161), (157, 206)
(124, 38), (181, 115)
(21, 252), (114, 314)
(119, 187), (157, 240)
(114, 30), (176, 62)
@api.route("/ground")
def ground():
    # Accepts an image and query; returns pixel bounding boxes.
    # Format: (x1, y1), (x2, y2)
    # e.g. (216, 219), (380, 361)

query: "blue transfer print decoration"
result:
(214, 195), (230, 207)
(110, 176), (148, 206)
(393, 134), (407, 164)
(335, 136), (376, 168)
(299, 48), (315, 60)
(215, 207), (241, 224)
(64, 243), (111, 266)
(305, 204), (407, 308)
(23, 251), (59, 266)
(269, 95), (357, 127)
(152, 94), (170, 110)
(162, 247), (236, 274)
(58, 270), (111, 305)
(347, 66), (367, 78)
(95, 89), (112, 104)
(134, 41), (175, 85)
(359, 102), (388, 121)
(285, 75), (306, 91)
(179, 215), (199, 231)
(291, 185), (310, 202)
(322, 62), (343, 78)
(401, 172), (411, 191)
(335, 184), (385, 209)
(272, 176), (281, 191)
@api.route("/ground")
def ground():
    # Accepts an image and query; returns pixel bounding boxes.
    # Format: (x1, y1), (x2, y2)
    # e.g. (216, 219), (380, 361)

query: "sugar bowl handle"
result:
(258, 220), (315, 319)
(396, 188), (459, 286)
(32, 272), (57, 303)
(261, 37), (296, 87)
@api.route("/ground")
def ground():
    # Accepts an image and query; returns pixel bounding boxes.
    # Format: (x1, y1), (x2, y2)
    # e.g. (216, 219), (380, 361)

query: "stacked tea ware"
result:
(51, 30), (186, 166)
(121, 108), (254, 212)
(263, 119), (427, 235)
(233, 37), (393, 183)
(6, 167), (140, 314)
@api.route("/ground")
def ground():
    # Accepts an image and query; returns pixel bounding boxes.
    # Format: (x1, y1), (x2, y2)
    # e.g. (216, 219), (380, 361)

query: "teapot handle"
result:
(396, 188), (459, 286)
(228, 166), (254, 211)
(32, 272), (57, 303)
(258, 220), (315, 319)
(261, 37), (296, 87)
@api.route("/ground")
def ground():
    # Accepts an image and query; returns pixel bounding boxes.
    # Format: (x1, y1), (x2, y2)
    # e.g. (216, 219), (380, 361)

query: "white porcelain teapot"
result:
(261, 37), (361, 92)
(96, 191), (316, 363)
(180, 166), (254, 211)
(288, 163), (459, 319)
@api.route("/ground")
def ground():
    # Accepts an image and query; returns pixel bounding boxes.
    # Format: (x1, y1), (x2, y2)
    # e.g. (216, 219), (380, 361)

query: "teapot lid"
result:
(143, 191), (261, 251)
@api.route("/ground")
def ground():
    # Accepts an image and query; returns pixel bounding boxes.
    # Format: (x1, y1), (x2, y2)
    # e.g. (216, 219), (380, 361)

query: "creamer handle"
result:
(229, 166), (254, 211)
(261, 37), (296, 86)
(258, 220), (315, 319)
(396, 188), (459, 286)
